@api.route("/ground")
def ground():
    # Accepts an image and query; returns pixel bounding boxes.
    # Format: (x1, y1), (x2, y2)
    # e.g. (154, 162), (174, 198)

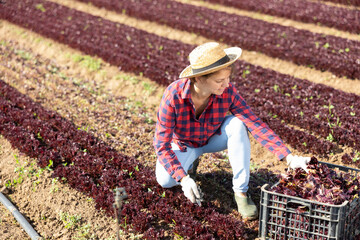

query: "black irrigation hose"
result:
(0, 192), (42, 240)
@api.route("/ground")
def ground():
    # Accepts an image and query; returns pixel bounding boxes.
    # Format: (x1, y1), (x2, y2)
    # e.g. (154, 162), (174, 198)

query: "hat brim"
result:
(179, 47), (242, 79)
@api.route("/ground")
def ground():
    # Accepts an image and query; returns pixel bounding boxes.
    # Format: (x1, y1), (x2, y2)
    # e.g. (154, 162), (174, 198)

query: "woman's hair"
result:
(190, 64), (235, 83)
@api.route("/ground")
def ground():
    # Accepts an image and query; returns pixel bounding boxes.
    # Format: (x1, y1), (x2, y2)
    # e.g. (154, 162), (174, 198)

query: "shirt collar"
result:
(180, 78), (223, 100)
(181, 78), (192, 99)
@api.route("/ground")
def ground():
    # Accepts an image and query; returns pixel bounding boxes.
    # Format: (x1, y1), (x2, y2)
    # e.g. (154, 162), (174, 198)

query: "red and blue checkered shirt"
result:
(153, 78), (291, 182)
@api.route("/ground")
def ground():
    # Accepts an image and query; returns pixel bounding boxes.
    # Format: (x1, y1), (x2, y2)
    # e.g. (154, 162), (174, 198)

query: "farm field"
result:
(0, 0), (360, 239)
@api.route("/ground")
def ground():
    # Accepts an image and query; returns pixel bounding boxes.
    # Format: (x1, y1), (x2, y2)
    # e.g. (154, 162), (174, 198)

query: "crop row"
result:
(234, 61), (360, 151)
(4, 38), (359, 240)
(236, 63), (360, 127)
(76, 0), (359, 151)
(71, 0), (360, 131)
(0, 79), (250, 239)
(2, 0), (359, 156)
(202, 0), (360, 34)
(74, 0), (360, 79)
(0, 38), (281, 229)
(0, 39), (261, 237)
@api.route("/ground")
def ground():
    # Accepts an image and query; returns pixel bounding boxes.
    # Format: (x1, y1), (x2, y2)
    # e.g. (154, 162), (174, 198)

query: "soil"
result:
(0, 1), (359, 239)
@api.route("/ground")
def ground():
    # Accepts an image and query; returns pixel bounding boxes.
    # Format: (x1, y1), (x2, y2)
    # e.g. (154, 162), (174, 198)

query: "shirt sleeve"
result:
(228, 84), (291, 160)
(153, 91), (187, 182)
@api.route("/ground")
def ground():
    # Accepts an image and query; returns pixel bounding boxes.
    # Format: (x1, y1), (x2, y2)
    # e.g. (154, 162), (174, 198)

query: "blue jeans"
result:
(156, 115), (251, 193)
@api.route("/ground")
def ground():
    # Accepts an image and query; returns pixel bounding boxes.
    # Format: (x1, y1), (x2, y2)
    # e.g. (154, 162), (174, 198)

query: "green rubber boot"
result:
(234, 193), (258, 220)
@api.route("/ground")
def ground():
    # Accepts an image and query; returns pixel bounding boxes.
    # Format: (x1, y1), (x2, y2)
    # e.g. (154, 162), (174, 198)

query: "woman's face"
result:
(195, 68), (231, 96)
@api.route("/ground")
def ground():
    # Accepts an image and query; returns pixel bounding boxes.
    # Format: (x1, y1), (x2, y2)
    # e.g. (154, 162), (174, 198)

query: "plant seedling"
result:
(35, 4), (46, 12)
(59, 211), (81, 229)
(326, 133), (334, 142)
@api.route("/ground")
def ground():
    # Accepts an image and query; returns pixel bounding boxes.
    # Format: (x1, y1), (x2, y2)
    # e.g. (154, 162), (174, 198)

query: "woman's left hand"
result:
(285, 154), (311, 172)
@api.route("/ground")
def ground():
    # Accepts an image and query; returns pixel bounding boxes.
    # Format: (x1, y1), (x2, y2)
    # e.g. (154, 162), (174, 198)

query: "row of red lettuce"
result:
(0, 79), (251, 239)
(202, 0), (360, 34)
(75, 0), (360, 79)
(2, 0), (359, 161)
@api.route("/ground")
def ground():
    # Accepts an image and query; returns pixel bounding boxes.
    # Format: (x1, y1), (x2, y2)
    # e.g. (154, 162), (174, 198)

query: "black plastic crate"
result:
(259, 161), (360, 240)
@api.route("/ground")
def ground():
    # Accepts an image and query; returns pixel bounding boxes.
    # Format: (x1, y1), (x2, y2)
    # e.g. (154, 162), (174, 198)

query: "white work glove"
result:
(286, 154), (311, 172)
(180, 175), (201, 203)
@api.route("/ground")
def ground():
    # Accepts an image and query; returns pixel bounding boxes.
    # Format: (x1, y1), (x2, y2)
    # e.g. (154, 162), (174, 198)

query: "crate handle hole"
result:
(286, 200), (311, 213)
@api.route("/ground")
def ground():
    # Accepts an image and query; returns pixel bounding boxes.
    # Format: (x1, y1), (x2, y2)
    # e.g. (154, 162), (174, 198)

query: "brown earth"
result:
(0, 1), (360, 239)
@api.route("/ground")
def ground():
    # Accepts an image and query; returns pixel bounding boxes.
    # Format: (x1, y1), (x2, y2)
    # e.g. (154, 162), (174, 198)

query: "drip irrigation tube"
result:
(0, 191), (42, 240)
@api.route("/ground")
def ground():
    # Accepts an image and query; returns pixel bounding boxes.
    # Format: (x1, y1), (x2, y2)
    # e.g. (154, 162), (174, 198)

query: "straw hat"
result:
(179, 42), (242, 79)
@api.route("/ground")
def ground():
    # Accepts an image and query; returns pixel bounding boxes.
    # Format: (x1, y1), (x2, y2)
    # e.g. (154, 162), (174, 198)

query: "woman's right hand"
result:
(180, 175), (201, 203)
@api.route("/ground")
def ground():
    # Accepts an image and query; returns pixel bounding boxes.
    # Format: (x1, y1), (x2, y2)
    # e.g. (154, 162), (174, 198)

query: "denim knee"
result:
(156, 175), (178, 188)
(155, 164), (178, 188)
(227, 117), (248, 136)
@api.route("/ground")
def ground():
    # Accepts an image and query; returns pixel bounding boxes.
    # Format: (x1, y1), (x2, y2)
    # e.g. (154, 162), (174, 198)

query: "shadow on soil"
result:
(195, 167), (280, 239)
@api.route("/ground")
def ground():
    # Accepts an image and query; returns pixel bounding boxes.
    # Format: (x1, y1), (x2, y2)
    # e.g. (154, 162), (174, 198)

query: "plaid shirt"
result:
(153, 78), (291, 182)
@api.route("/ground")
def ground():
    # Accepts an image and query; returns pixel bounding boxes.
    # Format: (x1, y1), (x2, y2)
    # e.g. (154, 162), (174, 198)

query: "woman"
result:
(153, 42), (310, 220)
